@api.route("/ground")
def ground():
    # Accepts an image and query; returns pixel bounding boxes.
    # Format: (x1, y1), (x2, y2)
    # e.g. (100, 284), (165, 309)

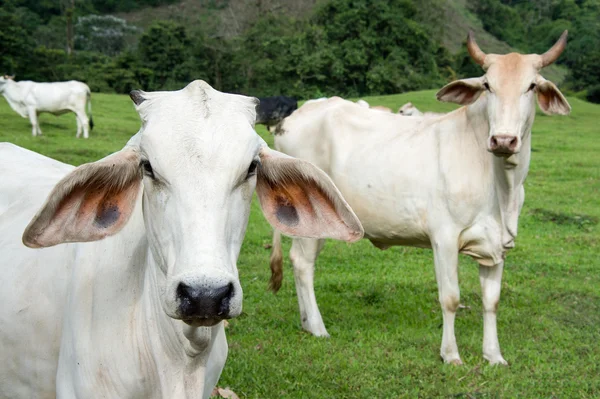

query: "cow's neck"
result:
(464, 97), (533, 248)
(140, 248), (213, 397)
(1, 82), (29, 118)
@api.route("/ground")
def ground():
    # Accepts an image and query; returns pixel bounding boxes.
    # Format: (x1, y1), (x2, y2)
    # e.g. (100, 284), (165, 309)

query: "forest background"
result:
(0, 0), (599, 102)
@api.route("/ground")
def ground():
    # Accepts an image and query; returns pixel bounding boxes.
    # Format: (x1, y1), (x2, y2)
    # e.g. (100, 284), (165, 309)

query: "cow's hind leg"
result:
(479, 262), (508, 365)
(75, 115), (82, 138)
(432, 232), (462, 364)
(75, 111), (89, 138)
(290, 237), (328, 337)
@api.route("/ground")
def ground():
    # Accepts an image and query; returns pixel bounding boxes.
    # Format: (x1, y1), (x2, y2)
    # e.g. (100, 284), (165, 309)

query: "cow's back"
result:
(25, 80), (89, 113)
(275, 99), (492, 248)
(0, 143), (75, 398)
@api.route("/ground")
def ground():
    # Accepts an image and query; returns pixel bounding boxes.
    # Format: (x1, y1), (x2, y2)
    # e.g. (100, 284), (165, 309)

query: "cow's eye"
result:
(246, 159), (259, 179)
(483, 82), (491, 91)
(527, 83), (536, 92)
(140, 160), (155, 179)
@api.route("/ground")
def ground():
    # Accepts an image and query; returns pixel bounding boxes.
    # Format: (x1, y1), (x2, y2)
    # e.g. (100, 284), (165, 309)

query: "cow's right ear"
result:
(255, 148), (363, 242)
(23, 149), (142, 248)
(436, 77), (485, 105)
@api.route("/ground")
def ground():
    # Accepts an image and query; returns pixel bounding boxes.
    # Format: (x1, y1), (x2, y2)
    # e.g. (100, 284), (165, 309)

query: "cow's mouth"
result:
(489, 148), (517, 157)
(182, 317), (223, 327)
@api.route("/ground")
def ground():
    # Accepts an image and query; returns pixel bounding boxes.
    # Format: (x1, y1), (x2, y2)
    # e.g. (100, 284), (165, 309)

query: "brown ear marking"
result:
(22, 150), (142, 248)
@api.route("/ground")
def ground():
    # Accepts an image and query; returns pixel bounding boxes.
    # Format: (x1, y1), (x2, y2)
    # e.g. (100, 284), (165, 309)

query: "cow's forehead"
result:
(485, 53), (539, 85)
(134, 80), (260, 158)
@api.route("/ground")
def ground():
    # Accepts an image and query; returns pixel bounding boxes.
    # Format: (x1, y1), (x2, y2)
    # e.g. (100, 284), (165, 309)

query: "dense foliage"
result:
(470, 0), (600, 101)
(0, 0), (598, 101)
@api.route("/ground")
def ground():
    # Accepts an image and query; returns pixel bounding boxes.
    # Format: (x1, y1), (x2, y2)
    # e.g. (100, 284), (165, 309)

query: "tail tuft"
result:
(269, 230), (283, 293)
(89, 116), (94, 130)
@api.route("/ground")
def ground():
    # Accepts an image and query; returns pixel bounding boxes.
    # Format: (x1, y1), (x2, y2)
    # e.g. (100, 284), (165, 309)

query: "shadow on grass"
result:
(530, 208), (598, 229)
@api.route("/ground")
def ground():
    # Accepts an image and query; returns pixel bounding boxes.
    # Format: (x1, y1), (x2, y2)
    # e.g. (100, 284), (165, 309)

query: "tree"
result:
(138, 21), (190, 90)
(75, 14), (139, 56)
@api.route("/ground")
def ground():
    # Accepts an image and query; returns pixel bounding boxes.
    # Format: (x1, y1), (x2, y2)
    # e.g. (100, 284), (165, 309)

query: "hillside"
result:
(117, 0), (568, 84)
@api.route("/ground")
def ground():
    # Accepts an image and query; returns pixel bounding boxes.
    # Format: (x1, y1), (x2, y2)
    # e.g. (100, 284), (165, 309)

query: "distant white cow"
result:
(269, 32), (571, 365)
(0, 77), (93, 138)
(398, 102), (445, 117)
(398, 102), (423, 115)
(0, 80), (362, 398)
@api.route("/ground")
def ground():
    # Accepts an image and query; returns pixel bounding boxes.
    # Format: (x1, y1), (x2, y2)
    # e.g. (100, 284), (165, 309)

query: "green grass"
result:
(1, 90), (599, 398)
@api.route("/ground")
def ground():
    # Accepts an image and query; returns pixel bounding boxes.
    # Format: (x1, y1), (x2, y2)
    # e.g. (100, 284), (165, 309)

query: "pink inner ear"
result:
(536, 83), (570, 115)
(31, 181), (141, 247)
(257, 176), (362, 242)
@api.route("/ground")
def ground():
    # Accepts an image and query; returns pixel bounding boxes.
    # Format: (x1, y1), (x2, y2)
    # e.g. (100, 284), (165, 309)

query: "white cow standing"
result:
(0, 77), (93, 138)
(269, 32), (571, 365)
(0, 80), (363, 398)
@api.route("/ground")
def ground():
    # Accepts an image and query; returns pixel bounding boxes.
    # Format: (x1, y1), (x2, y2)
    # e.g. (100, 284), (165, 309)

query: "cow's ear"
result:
(536, 76), (571, 115)
(436, 77), (485, 105)
(23, 149), (142, 248)
(256, 148), (363, 242)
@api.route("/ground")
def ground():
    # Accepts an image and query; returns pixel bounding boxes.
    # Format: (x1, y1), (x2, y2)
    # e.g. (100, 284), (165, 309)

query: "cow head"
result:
(0, 76), (12, 92)
(22, 80), (363, 328)
(436, 31), (571, 157)
(398, 102), (421, 116)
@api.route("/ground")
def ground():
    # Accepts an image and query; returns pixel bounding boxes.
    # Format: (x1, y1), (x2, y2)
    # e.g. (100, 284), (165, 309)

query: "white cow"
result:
(268, 32), (571, 365)
(398, 102), (423, 115)
(398, 102), (444, 117)
(0, 80), (363, 398)
(0, 77), (93, 138)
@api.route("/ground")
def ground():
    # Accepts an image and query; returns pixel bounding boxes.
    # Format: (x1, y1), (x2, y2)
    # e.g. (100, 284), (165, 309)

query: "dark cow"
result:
(256, 96), (298, 129)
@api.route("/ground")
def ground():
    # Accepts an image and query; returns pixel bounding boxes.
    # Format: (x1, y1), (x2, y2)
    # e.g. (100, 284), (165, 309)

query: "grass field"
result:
(1, 88), (598, 398)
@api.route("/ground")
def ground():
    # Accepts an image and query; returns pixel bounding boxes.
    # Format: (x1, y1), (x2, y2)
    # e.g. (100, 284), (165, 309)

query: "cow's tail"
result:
(269, 229), (284, 293)
(87, 90), (94, 130)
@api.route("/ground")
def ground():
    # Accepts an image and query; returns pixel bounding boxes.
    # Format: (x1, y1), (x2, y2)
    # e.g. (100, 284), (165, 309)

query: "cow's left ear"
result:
(23, 148), (142, 248)
(535, 76), (571, 115)
(436, 77), (485, 105)
(256, 148), (363, 242)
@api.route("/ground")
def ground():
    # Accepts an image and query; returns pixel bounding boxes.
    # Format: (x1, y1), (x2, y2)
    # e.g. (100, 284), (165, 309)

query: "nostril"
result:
(176, 281), (234, 318)
(490, 136), (498, 148)
(509, 137), (518, 149)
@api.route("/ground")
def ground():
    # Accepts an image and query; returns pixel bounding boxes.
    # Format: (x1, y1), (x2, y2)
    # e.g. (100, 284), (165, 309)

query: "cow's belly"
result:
(332, 175), (432, 248)
(0, 209), (73, 398)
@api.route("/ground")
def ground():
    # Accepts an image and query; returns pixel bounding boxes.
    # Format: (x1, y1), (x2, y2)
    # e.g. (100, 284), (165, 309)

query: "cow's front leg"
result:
(290, 237), (329, 337)
(28, 109), (40, 136)
(479, 262), (508, 365)
(432, 233), (462, 365)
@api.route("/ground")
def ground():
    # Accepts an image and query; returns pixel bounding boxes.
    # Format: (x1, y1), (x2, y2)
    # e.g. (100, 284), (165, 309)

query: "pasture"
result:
(0, 90), (598, 398)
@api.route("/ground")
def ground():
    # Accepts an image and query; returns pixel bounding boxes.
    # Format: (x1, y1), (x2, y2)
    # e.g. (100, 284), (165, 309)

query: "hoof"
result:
(441, 355), (463, 365)
(485, 355), (508, 366)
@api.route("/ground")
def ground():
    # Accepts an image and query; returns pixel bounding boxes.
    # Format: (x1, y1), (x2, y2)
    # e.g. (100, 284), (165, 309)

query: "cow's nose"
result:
(489, 134), (520, 155)
(176, 282), (234, 319)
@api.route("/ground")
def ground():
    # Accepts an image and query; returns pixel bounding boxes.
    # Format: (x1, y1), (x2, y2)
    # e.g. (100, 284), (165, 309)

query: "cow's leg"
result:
(28, 109), (39, 136)
(479, 262), (508, 365)
(432, 233), (462, 365)
(75, 111), (89, 138)
(290, 237), (328, 337)
(75, 114), (82, 138)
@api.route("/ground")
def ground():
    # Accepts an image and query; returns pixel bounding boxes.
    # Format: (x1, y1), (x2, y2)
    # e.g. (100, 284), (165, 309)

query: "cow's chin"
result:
(181, 317), (223, 327)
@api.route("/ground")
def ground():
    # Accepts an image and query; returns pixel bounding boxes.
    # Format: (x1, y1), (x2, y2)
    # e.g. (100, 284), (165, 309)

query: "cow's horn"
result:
(540, 30), (568, 68)
(466, 31), (486, 66)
